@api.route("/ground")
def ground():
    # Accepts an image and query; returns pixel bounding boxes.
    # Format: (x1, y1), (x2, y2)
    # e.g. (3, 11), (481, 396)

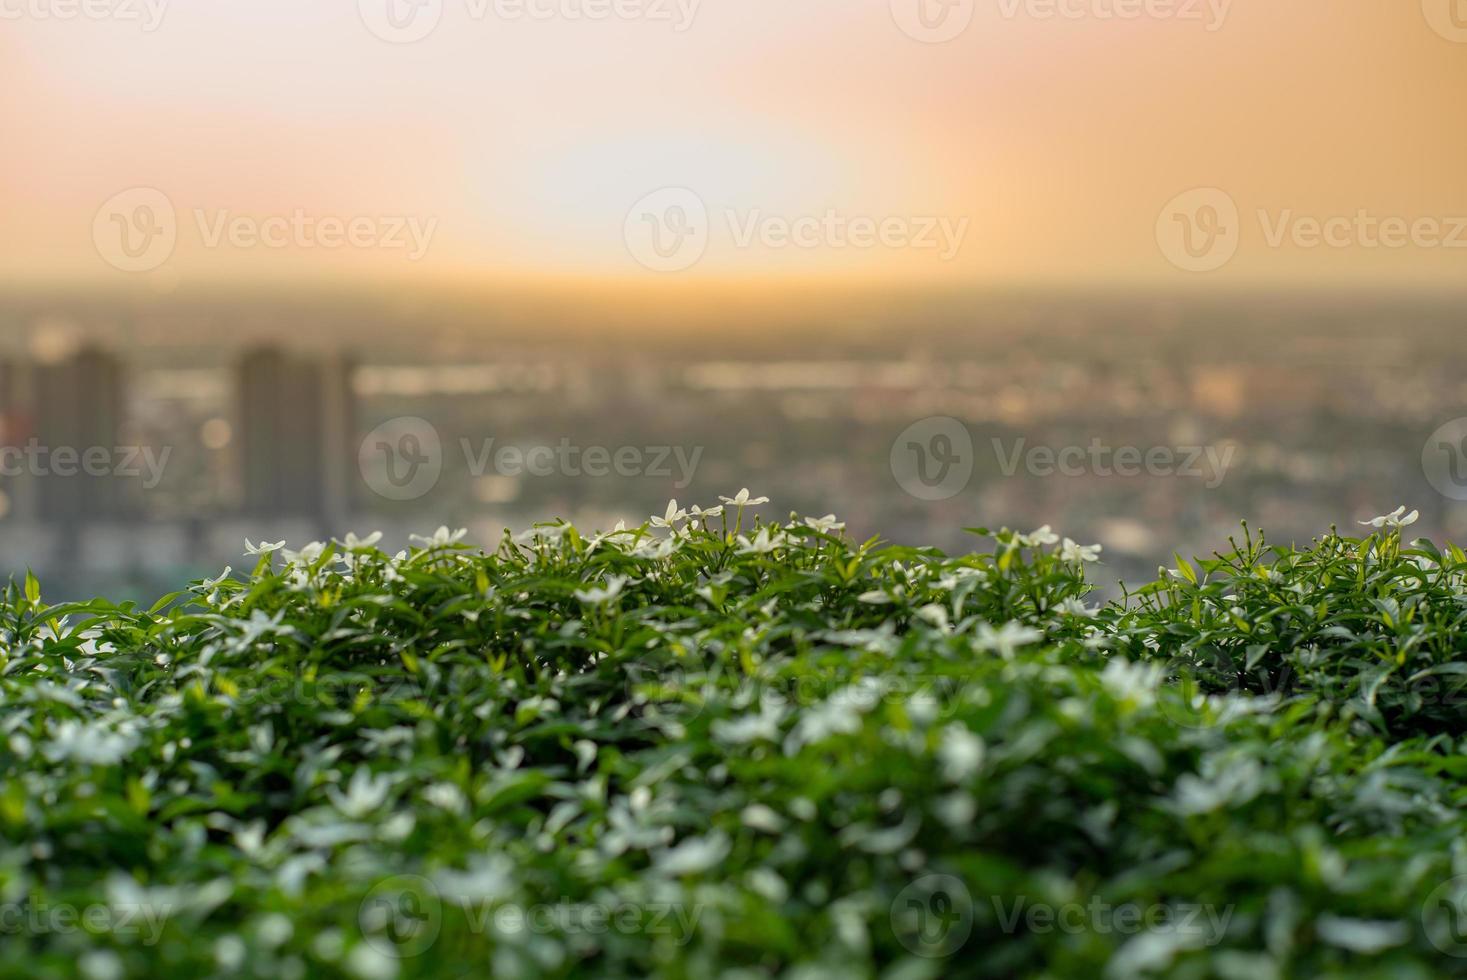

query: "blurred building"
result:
(34, 347), (130, 522)
(235, 347), (355, 524)
(0, 358), (31, 522)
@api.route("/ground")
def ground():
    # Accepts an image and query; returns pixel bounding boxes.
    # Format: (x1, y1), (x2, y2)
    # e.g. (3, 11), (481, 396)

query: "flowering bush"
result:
(2, 498), (1466, 978)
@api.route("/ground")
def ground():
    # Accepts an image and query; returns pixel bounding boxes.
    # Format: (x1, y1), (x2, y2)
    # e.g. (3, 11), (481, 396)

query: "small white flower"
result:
(1359, 506), (1419, 530)
(79, 951), (124, 980)
(1059, 538), (1102, 563)
(1100, 658), (1164, 709)
(202, 567), (233, 589)
(327, 769), (391, 820)
(719, 488), (770, 507)
(244, 539), (285, 557)
(804, 514), (846, 534)
(282, 541), (326, 566)
(341, 531), (383, 549)
(655, 831), (731, 876)
(45, 719), (142, 766)
(915, 604), (951, 631)
(787, 683), (879, 749)
(632, 535), (679, 560)
(200, 568), (236, 604)
(711, 701), (786, 745)
(937, 725), (986, 783)
(233, 609), (290, 647)
(736, 527), (787, 554)
(411, 526), (468, 548)
(650, 499), (688, 529)
(422, 783), (468, 815)
(1017, 525), (1059, 547)
(1056, 597), (1097, 618)
(587, 520), (631, 554)
(575, 575), (628, 605)
(515, 524), (571, 546)
(689, 504), (723, 519)
(741, 804), (787, 834)
(383, 556), (406, 584)
(974, 621), (1042, 659)
(434, 855), (515, 903)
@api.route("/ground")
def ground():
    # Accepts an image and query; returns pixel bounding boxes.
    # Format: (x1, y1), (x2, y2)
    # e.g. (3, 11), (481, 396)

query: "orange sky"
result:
(3, 1), (1466, 290)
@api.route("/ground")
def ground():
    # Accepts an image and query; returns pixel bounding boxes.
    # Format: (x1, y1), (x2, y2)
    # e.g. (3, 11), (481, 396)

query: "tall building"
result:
(0, 358), (29, 522)
(236, 347), (355, 522)
(34, 347), (129, 522)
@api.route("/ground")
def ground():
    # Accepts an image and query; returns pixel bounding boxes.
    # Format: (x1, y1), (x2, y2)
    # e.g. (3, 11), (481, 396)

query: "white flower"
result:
(515, 524), (570, 546)
(1359, 506), (1419, 530)
(654, 831), (730, 876)
(973, 621), (1042, 659)
(736, 527), (787, 555)
(804, 514), (846, 534)
(787, 683), (880, 749)
(1017, 525), (1059, 547)
(587, 521), (631, 554)
(711, 701), (786, 745)
(1056, 597), (1097, 618)
(741, 804), (787, 834)
(719, 488), (770, 507)
(326, 769), (391, 820)
(202, 567), (233, 588)
(233, 609), (290, 647)
(422, 783), (467, 815)
(915, 604), (951, 631)
(602, 788), (676, 855)
(1100, 658), (1164, 709)
(341, 532), (383, 549)
(650, 499), (688, 529)
(1060, 538), (1102, 563)
(45, 719), (142, 766)
(632, 536), (679, 560)
(574, 575), (628, 605)
(937, 725), (986, 783)
(434, 855), (515, 903)
(382, 554), (406, 584)
(411, 526), (468, 548)
(79, 951), (124, 980)
(244, 539), (285, 557)
(689, 504), (723, 519)
(282, 541), (326, 566)
(200, 568), (234, 604)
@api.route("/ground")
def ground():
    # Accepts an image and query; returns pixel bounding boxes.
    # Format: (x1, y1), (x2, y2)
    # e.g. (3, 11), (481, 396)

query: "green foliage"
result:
(2, 504), (1466, 979)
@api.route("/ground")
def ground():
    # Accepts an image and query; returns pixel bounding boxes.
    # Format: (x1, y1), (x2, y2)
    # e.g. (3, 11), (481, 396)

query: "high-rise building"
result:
(236, 347), (355, 522)
(34, 347), (129, 522)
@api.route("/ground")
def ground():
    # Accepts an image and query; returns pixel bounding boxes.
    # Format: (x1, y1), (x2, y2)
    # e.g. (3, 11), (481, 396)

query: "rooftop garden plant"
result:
(3, 498), (1466, 979)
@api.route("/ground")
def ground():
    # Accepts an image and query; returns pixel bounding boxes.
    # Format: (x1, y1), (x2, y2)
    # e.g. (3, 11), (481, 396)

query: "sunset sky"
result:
(3, 1), (1466, 289)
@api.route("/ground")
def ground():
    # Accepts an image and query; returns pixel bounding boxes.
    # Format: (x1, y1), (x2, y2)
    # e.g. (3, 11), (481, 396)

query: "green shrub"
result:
(2, 500), (1466, 979)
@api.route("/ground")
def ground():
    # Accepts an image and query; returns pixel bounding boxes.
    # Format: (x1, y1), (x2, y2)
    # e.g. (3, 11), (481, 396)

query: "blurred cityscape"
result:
(1, 286), (1464, 600)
